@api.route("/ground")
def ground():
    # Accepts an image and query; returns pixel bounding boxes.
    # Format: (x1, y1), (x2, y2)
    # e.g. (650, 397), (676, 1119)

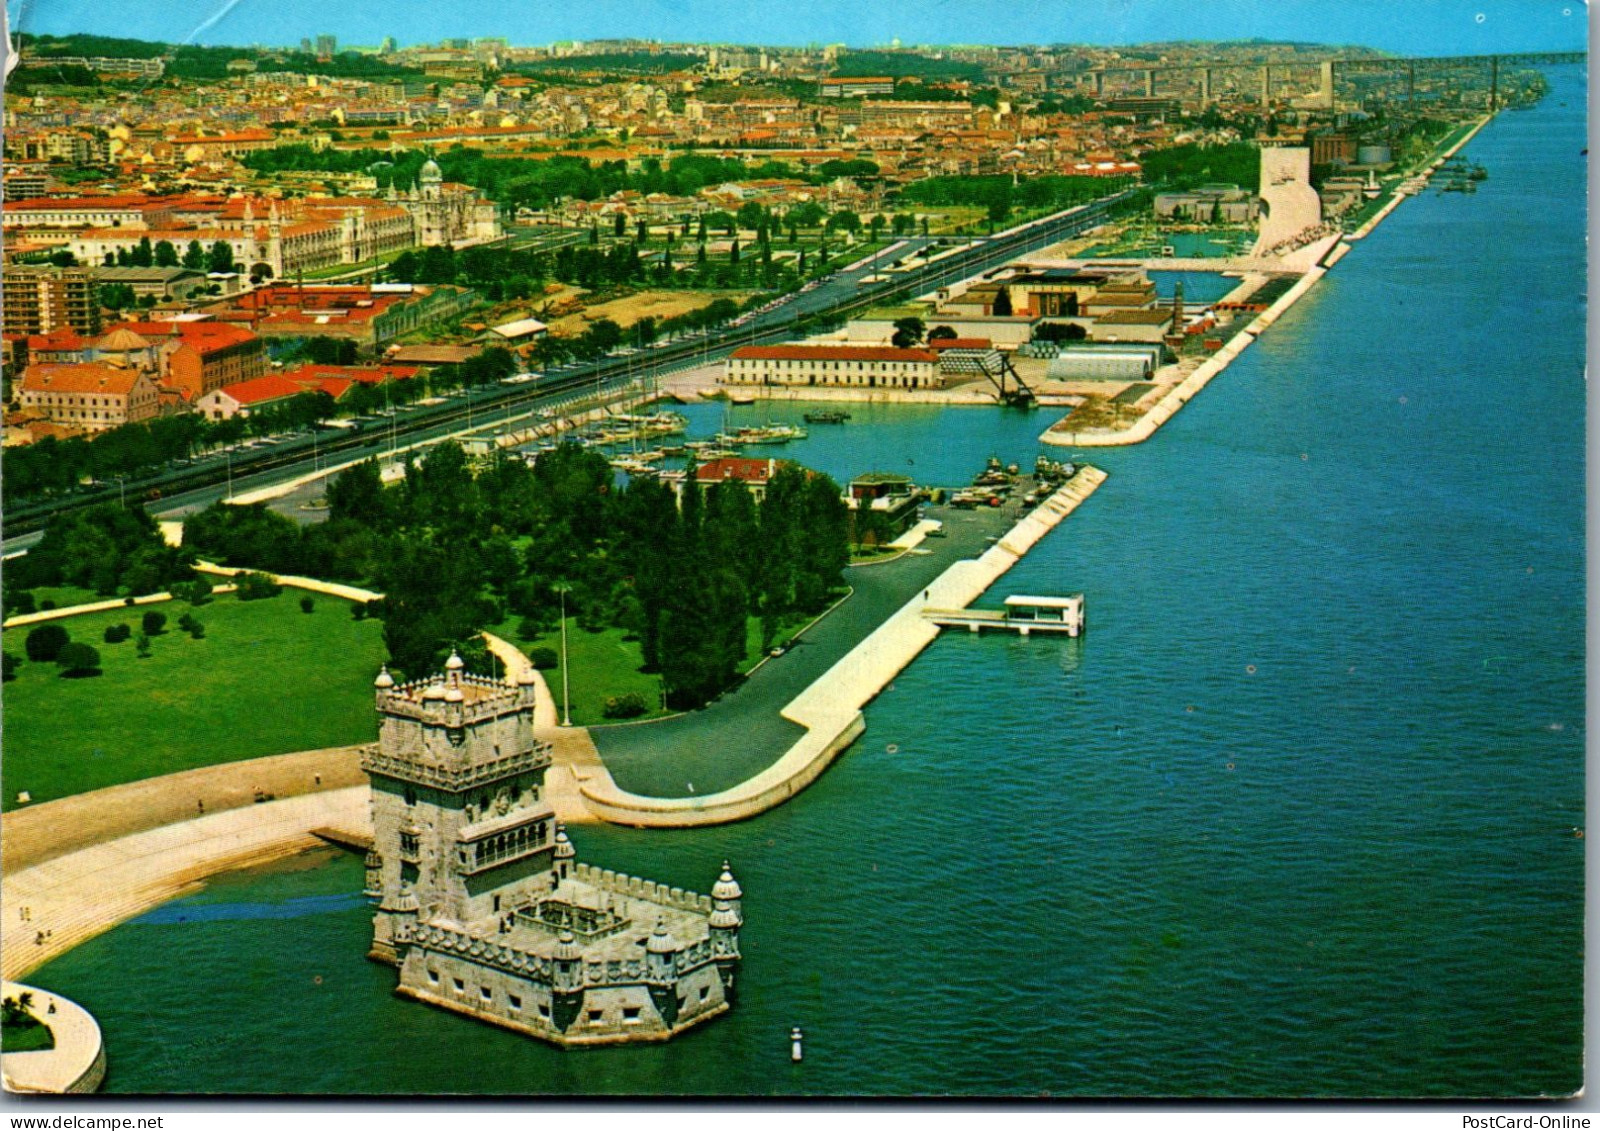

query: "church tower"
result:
(417, 157), (446, 246)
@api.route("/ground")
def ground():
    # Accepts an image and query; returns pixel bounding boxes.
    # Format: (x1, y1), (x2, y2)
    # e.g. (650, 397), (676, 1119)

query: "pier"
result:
(925, 594), (1085, 637)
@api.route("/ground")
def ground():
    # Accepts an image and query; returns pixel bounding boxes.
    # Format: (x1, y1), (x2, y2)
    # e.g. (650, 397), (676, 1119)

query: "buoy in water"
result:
(886, 743), (900, 754)
(791, 1026), (804, 1062)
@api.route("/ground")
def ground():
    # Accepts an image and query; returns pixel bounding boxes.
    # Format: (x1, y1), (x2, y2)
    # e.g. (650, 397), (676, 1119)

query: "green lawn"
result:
(502, 611), (814, 727)
(1, 1022), (55, 1053)
(19, 586), (103, 613)
(2, 594), (387, 808)
(503, 618), (667, 727)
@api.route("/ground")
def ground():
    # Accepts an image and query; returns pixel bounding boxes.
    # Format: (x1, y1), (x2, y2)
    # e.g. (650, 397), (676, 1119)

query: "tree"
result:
(613, 213), (626, 238)
(104, 623), (133, 643)
(154, 240), (179, 267)
(928, 325), (959, 342)
(826, 209), (861, 234)
(142, 610), (168, 636)
(56, 642), (101, 677)
(207, 240), (236, 274)
(736, 200), (766, 231)
(130, 236), (154, 267)
(993, 287), (1013, 316)
(305, 336), (358, 365)
(24, 624), (69, 663)
(1, 652), (18, 682)
(182, 240), (207, 270)
(891, 316), (926, 348)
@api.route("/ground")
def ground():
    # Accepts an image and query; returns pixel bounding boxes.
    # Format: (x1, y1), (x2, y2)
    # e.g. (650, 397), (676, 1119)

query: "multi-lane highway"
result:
(1, 187), (1136, 555)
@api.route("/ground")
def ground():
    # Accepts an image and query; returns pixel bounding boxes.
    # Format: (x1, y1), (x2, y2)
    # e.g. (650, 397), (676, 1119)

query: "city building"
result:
(818, 76), (896, 98)
(844, 472), (922, 545)
(363, 656), (742, 1046)
(391, 159), (503, 247)
(203, 283), (480, 347)
(2, 266), (102, 337)
(16, 362), (160, 431)
(724, 344), (942, 390)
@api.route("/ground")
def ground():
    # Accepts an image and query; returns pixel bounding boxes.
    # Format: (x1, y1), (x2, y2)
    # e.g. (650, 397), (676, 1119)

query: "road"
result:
(2, 189), (1134, 555)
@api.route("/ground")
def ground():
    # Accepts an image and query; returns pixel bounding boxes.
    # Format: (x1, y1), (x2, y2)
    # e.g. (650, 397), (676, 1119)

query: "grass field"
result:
(1, 594), (387, 809)
(549, 289), (757, 336)
(1, 1022), (55, 1053)
(504, 611), (813, 727)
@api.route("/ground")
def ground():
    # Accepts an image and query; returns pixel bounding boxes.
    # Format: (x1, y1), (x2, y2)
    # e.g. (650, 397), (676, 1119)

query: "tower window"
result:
(508, 995), (522, 1011)
(453, 978), (464, 993)
(587, 1010), (603, 1023)
(480, 986), (492, 1001)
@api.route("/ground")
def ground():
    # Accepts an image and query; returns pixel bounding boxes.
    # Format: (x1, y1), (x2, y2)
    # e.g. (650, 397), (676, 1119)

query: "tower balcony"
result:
(361, 741), (553, 791)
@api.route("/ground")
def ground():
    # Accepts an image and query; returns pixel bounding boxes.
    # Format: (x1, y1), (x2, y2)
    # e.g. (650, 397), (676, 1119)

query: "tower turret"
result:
(552, 824), (576, 881)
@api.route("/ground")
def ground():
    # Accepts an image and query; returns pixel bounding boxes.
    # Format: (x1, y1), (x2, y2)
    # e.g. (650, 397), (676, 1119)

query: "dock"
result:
(925, 593), (1085, 637)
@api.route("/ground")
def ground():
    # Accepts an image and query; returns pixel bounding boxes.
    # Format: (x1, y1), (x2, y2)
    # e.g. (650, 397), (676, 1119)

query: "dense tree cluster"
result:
(1137, 142), (1262, 192)
(6, 504), (195, 598)
(243, 147), (861, 211)
(183, 441), (849, 708)
(899, 173), (1129, 223)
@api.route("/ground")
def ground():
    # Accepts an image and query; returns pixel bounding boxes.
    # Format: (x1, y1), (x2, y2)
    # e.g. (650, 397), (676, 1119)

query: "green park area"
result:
(501, 611), (815, 728)
(1, 592), (386, 808)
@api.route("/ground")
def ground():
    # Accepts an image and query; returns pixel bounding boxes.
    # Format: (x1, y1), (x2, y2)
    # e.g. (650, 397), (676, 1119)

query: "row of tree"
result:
(183, 440), (850, 709)
(900, 173), (1132, 223)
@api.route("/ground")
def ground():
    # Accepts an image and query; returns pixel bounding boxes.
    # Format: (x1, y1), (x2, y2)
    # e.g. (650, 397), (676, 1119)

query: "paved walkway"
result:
(2, 788), (368, 982)
(1, 747), (368, 875)
(579, 468), (1108, 826)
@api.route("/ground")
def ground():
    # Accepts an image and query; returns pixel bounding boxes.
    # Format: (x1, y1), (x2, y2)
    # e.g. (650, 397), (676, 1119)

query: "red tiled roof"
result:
(210, 372), (350, 406)
(730, 345), (937, 363)
(26, 328), (90, 353)
(20, 363), (145, 396)
(693, 457), (780, 484)
(927, 337), (993, 350)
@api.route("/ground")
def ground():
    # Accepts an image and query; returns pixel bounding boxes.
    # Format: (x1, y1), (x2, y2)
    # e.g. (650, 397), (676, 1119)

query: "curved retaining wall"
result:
(578, 467), (1108, 827)
(1, 983), (105, 1094)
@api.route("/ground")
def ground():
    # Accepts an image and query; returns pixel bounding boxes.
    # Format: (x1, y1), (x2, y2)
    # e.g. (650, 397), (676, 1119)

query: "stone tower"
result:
(362, 655), (743, 1045)
(364, 653), (552, 962)
(416, 157), (447, 246)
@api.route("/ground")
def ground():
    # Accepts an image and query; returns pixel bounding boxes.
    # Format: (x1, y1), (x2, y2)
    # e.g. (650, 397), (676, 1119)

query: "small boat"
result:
(804, 410), (851, 424)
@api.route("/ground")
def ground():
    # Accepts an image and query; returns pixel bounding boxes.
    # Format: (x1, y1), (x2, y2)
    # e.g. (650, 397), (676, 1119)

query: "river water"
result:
(29, 68), (1586, 1097)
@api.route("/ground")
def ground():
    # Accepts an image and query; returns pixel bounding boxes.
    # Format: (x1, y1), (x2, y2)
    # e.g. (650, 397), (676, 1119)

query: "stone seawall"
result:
(577, 466), (1107, 828)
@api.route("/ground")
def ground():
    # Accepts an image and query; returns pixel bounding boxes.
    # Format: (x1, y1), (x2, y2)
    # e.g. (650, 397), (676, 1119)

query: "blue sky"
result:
(6, 0), (1590, 54)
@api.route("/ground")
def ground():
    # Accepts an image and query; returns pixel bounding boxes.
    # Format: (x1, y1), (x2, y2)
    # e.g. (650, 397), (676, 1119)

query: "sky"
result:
(4, 0), (1591, 55)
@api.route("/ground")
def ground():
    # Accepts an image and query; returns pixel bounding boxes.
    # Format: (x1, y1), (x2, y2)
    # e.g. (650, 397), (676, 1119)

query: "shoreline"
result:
(1040, 110), (1496, 449)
